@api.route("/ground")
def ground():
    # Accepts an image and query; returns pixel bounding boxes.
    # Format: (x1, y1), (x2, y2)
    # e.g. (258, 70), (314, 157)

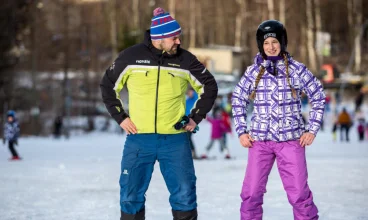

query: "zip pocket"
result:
(131, 70), (149, 76)
(168, 72), (175, 77)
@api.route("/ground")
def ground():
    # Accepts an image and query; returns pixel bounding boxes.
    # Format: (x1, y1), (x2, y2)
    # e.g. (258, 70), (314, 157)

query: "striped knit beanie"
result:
(150, 7), (181, 40)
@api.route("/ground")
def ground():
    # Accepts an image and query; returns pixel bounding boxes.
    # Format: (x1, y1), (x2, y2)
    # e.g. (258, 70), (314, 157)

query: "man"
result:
(100, 7), (218, 220)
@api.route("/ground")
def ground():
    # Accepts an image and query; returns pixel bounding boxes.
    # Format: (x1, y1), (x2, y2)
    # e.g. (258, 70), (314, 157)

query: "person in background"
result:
(357, 118), (365, 141)
(355, 91), (364, 112)
(224, 93), (233, 117)
(354, 110), (365, 142)
(332, 117), (339, 142)
(337, 108), (352, 142)
(186, 88), (199, 159)
(325, 92), (331, 113)
(3, 110), (21, 160)
(221, 107), (232, 159)
(334, 92), (341, 112)
(53, 116), (63, 139)
(232, 20), (325, 219)
(201, 107), (231, 159)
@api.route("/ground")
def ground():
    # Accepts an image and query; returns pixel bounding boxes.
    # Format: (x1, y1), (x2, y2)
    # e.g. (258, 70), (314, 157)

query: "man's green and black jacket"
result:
(100, 30), (218, 134)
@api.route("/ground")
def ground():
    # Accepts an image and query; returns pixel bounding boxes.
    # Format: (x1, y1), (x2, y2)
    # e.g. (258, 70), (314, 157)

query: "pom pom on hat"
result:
(150, 7), (181, 40)
(153, 7), (165, 16)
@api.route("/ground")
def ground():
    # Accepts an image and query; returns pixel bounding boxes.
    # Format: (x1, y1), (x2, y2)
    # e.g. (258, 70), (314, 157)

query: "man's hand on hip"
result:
(120, 118), (137, 134)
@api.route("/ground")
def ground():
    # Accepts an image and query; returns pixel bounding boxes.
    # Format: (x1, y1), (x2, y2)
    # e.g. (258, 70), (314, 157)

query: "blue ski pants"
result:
(119, 133), (197, 214)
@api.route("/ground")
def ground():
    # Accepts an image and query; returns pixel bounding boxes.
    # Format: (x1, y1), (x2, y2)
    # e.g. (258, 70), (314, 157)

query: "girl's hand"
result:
(299, 132), (315, 147)
(239, 133), (254, 148)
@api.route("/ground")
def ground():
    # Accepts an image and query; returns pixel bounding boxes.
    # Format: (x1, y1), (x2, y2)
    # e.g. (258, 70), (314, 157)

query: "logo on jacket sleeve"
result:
(109, 62), (115, 70)
(136, 60), (151, 64)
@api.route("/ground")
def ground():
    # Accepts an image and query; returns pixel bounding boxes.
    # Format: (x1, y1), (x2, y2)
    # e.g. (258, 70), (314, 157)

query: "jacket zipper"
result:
(154, 57), (163, 133)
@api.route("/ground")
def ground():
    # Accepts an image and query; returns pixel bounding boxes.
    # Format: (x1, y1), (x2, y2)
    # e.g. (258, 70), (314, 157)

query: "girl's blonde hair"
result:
(283, 53), (297, 99)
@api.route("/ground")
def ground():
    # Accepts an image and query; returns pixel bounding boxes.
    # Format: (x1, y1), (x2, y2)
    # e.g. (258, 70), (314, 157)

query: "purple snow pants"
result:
(240, 141), (318, 220)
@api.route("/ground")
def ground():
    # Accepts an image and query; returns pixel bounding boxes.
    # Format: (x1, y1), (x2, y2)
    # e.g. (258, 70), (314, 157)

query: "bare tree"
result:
(300, 25), (308, 64)
(267, 0), (275, 19)
(305, 0), (317, 72)
(196, 1), (205, 47)
(189, 0), (196, 48)
(109, 0), (118, 62)
(314, 0), (322, 67)
(215, 0), (226, 44)
(0, 1), (34, 113)
(168, 0), (176, 18)
(132, 0), (140, 30)
(347, 0), (354, 45)
(279, 0), (286, 24)
(235, 0), (243, 47)
(30, 2), (40, 104)
(353, 0), (362, 72)
(61, 0), (71, 120)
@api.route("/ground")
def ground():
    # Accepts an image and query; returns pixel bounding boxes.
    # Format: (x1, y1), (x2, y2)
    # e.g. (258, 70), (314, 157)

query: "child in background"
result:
(221, 108), (232, 159)
(201, 107), (231, 159)
(332, 121), (338, 142)
(3, 110), (21, 160)
(357, 118), (365, 141)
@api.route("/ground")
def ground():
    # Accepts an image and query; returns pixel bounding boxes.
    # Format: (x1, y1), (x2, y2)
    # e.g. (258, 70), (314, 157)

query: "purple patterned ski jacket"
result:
(232, 53), (326, 142)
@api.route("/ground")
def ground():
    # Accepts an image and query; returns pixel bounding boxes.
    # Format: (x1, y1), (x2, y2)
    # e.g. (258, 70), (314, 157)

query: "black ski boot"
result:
(120, 209), (145, 220)
(172, 209), (198, 220)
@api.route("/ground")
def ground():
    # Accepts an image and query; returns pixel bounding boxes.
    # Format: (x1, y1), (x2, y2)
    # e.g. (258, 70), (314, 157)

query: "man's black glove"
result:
(13, 140), (18, 146)
(2, 139), (5, 145)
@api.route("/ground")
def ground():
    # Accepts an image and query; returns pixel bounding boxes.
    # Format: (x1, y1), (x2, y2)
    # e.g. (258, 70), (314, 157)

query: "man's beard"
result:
(167, 45), (178, 54)
(169, 49), (177, 54)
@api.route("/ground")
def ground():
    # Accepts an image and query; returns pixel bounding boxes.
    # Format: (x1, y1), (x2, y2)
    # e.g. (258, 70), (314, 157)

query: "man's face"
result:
(160, 35), (181, 54)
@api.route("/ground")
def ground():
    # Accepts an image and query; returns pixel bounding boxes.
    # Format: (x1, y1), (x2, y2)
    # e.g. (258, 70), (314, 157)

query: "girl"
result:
(221, 108), (232, 159)
(232, 20), (325, 219)
(201, 107), (231, 159)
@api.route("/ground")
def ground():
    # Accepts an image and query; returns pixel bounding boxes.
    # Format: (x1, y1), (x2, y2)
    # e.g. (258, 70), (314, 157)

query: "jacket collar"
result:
(253, 53), (294, 68)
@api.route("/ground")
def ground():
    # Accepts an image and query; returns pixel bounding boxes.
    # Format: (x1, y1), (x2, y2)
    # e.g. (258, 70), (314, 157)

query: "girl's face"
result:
(214, 111), (222, 119)
(263, 37), (281, 56)
(7, 116), (13, 122)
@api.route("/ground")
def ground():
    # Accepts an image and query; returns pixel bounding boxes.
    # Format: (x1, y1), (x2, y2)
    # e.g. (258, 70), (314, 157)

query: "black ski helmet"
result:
(256, 20), (288, 55)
